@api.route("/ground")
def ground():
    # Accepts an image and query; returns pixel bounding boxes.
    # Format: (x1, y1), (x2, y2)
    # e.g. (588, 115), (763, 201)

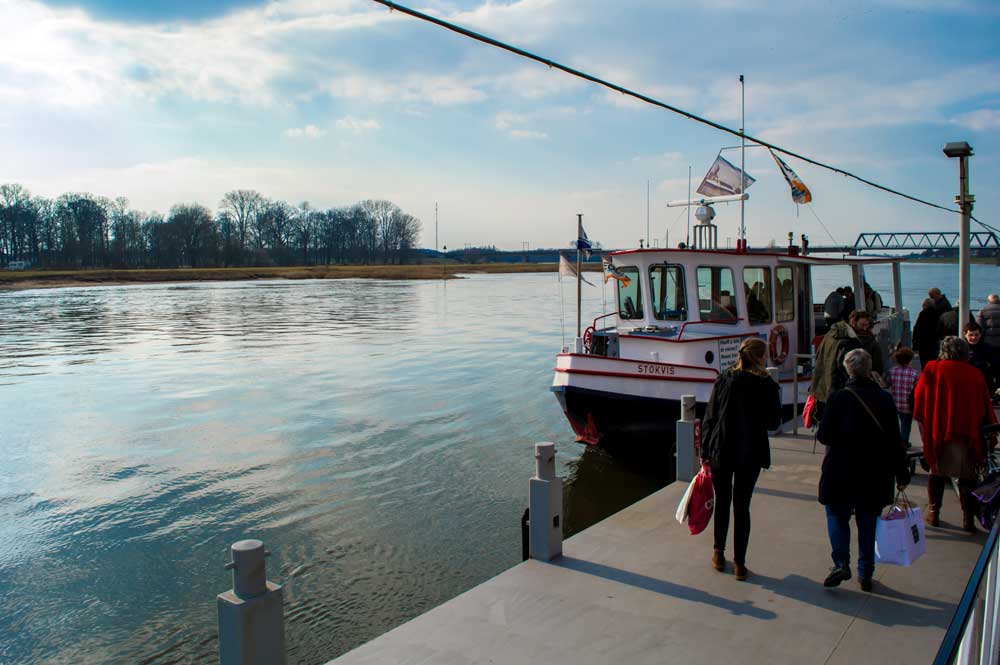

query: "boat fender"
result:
(768, 324), (789, 365)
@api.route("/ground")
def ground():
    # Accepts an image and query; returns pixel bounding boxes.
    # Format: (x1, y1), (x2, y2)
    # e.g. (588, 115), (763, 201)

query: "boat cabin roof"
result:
(608, 247), (900, 266)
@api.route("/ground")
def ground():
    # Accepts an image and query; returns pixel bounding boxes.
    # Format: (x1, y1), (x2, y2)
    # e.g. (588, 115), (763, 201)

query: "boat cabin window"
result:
(775, 267), (794, 322)
(616, 266), (644, 320)
(697, 266), (738, 322)
(742, 267), (772, 325)
(649, 264), (686, 321)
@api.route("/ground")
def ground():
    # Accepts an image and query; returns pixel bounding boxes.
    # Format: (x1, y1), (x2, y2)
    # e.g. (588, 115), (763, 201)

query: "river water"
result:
(0, 262), (993, 663)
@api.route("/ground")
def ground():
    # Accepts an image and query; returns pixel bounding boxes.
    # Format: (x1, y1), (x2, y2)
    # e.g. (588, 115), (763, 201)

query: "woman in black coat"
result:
(912, 297), (939, 366)
(817, 348), (910, 592)
(700, 337), (782, 581)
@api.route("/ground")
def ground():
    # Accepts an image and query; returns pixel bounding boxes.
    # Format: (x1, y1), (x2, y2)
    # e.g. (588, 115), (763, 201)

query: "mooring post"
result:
(528, 442), (563, 561)
(218, 539), (286, 665)
(676, 394), (699, 482)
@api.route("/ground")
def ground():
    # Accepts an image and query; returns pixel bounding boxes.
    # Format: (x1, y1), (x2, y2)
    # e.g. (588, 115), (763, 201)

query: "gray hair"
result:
(843, 348), (872, 379)
(990, 294), (999, 304)
(922, 297), (934, 310)
(939, 335), (970, 362)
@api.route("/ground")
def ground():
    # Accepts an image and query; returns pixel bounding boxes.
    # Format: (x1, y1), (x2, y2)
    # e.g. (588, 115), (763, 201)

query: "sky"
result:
(1, 0), (998, 251)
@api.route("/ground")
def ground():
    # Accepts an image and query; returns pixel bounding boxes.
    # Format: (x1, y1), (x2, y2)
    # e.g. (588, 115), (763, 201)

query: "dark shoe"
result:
(824, 566), (851, 588)
(712, 549), (726, 572)
(734, 563), (748, 581)
(925, 508), (940, 527)
(860, 577), (873, 592)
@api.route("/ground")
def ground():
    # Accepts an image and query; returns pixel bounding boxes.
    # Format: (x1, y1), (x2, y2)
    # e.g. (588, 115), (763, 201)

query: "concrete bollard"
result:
(218, 540), (286, 665)
(529, 442), (563, 561)
(676, 394), (700, 482)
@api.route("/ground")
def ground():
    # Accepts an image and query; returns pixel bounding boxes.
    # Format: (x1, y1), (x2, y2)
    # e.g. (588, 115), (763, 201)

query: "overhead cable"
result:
(372, 0), (961, 216)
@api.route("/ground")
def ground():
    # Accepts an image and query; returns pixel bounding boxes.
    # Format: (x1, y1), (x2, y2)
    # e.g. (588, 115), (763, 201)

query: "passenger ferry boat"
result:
(551, 234), (909, 446)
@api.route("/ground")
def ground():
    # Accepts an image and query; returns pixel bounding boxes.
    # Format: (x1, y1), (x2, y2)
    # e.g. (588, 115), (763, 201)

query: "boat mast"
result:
(740, 74), (746, 248)
(576, 213), (583, 338)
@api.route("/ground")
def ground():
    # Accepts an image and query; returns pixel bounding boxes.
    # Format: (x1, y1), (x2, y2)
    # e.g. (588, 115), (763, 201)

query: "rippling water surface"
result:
(0, 274), (662, 664)
(0, 263), (995, 663)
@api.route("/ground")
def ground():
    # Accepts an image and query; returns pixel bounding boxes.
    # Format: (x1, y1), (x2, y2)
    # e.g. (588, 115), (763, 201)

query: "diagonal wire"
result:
(372, 0), (961, 216)
(806, 206), (840, 247)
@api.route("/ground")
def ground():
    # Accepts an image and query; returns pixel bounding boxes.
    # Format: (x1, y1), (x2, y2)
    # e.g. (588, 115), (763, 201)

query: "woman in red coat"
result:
(914, 336), (998, 532)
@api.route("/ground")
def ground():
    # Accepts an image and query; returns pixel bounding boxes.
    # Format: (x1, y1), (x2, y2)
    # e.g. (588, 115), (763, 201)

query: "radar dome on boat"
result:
(694, 205), (716, 225)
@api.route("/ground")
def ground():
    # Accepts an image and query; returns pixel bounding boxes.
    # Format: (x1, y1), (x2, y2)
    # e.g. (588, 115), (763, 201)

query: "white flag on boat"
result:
(696, 155), (756, 197)
(559, 254), (593, 286)
(769, 149), (813, 204)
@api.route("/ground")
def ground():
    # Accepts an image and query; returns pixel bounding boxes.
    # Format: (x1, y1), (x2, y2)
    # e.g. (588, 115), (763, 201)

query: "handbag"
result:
(803, 394), (817, 429)
(675, 475), (697, 524)
(687, 464), (715, 536)
(875, 490), (926, 566)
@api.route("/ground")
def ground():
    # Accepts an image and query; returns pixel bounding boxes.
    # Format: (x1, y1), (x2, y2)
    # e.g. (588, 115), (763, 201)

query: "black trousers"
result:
(712, 466), (762, 565)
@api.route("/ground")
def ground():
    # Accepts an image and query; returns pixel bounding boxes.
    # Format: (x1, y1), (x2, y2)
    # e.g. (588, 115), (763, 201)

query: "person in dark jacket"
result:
(938, 303), (974, 341)
(912, 297), (939, 366)
(818, 349), (910, 592)
(841, 286), (856, 322)
(929, 287), (952, 316)
(965, 322), (999, 395)
(701, 337), (782, 581)
(977, 294), (1000, 351)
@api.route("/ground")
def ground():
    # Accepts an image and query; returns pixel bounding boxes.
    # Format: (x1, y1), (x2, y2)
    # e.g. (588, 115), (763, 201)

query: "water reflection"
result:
(0, 275), (624, 664)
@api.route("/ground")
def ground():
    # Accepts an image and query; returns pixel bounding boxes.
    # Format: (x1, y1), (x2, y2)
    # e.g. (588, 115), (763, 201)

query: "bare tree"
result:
(219, 190), (262, 261)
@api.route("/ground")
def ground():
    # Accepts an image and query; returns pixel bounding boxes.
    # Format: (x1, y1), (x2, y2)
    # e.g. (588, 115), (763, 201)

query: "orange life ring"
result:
(768, 324), (789, 365)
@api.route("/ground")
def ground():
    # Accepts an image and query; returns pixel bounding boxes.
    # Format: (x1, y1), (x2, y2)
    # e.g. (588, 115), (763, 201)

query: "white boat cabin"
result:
(584, 247), (907, 381)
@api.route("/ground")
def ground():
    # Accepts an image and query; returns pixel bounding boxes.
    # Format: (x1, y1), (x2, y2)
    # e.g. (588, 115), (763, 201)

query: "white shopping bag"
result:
(875, 504), (926, 566)
(675, 475), (697, 524)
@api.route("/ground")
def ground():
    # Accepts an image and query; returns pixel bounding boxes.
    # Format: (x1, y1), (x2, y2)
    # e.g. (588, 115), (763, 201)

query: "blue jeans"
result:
(825, 505), (878, 579)
(899, 412), (913, 447)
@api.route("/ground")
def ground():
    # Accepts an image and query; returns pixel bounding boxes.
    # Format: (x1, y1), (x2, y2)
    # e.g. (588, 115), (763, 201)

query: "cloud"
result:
(0, 0), (392, 109)
(283, 124), (326, 139)
(335, 116), (380, 134)
(951, 109), (1000, 131)
(324, 73), (487, 106)
(509, 129), (548, 140)
(494, 111), (546, 139)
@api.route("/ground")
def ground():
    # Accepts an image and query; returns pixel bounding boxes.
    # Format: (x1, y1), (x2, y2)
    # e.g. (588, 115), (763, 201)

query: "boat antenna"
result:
(646, 179), (650, 248)
(740, 74), (746, 248)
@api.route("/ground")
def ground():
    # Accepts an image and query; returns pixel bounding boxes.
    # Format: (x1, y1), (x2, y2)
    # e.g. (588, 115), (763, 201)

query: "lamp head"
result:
(943, 141), (973, 158)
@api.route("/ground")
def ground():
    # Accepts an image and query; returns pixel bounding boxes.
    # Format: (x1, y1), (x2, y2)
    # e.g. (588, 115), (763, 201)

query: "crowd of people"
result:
(697, 286), (999, 594)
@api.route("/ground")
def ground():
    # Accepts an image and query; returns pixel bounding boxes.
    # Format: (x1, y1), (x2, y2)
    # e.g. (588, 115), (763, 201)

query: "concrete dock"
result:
(328, 433), (985, 664)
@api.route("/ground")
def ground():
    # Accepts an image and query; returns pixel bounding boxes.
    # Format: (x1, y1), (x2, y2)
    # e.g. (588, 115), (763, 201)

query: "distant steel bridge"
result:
(808, 231), (1000, 255)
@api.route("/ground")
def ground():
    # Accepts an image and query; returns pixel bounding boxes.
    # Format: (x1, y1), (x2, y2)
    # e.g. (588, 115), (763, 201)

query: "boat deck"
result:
(327, 433), (984, 665)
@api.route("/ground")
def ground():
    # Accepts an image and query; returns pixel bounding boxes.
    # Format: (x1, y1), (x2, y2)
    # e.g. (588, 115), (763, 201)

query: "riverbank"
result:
(0, 262), (601, 292)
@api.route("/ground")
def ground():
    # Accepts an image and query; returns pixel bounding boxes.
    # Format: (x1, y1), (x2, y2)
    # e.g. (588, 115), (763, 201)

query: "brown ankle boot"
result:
(925, 508), (940, 527)
(712, 549), (726, 572)
(734, 563), (748, 581)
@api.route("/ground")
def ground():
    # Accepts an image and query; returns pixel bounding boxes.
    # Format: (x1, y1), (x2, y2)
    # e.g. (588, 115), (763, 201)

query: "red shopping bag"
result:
(802, 394), (817, 428)
(688, 463), (715, 535)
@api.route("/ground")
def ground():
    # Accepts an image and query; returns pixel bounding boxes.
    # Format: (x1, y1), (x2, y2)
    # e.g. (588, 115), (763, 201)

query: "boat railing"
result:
(932, 512), (1000, 665)
(591, 312), (618, 332)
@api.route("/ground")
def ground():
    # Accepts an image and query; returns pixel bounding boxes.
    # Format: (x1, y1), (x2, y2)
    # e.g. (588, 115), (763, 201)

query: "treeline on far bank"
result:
(0, 184), (423, 269)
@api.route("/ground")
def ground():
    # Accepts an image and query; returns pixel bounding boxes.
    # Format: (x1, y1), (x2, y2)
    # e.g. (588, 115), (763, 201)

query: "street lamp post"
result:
(943, 141), (975, 332)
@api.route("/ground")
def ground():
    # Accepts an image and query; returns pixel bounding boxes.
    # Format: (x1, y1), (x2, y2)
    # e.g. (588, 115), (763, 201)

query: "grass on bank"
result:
(0, 262), (602, 291)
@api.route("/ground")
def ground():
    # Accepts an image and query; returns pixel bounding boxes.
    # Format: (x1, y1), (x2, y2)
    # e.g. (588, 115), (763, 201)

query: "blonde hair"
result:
(734, 337), (769, 377)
